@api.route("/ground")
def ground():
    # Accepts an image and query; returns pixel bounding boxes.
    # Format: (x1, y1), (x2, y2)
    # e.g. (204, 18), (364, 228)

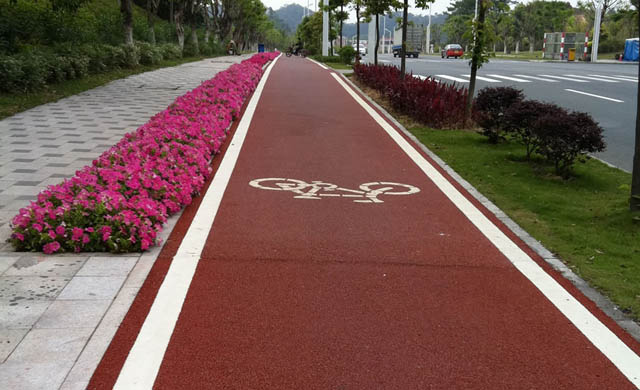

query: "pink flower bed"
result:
(10, 52), (279, 253)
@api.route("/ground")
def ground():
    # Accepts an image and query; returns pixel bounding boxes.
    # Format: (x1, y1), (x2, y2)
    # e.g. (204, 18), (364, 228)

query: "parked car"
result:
(441, 44), (464, 59)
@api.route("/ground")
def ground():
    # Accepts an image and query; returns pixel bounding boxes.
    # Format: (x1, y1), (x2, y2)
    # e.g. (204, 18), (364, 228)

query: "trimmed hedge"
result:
(0, 42), (182, 93)
(354, 63), (468, 129)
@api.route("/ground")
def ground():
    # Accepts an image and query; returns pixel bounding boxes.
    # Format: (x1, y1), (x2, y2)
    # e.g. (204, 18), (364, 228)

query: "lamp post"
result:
(385, 28), (392, 55)
(592, 0), (603, 62)
(426, 6), (431, 54)
(322, 7), (329, 56)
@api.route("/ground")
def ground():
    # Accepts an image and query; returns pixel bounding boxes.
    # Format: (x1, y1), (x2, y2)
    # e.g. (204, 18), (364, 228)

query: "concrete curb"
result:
(338, 72), (640, 344)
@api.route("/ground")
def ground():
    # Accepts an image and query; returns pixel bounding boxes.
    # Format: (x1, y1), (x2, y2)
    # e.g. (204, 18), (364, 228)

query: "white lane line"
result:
(590, 74), (638, 82)
(435, 74), (469, 83)
(565, 89), (624, 103)
(460, 74), (501, 82)
(331, 72), (640, 388)
(307, 57), (328, 70)
(614, 74), (638, 80)
(540, 74), (589, 82)
(512, 74), (559, 82)
(564, 74), (618, 83)
(486, 74), (531, 82)
(113, 55), (281, 390)
(414, 75), (440, 83)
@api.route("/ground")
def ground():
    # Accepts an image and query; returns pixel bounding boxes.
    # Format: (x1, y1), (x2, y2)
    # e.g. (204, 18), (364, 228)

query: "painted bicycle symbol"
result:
(248, 178), (420, 203)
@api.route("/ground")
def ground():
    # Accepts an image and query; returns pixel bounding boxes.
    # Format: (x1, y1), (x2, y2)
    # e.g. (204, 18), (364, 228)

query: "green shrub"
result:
(136, 41), (163, 65)
(199, 44), (213, 56)
(70, 55), (90, 78)
(183, 43), (199, 57)
(473, 86), (524, 143)
(0, 56), (25, 92)
(311, 55), (341, 63)
(16, 53), (48, 91)
(159, 43), (182, 60)
(338, 45), (356, 64)
(120, 44), (140, 68)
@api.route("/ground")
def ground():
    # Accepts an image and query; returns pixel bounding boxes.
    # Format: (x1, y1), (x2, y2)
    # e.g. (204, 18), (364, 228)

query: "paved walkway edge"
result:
(57, 210), (183, 390)
(338, 71), (640, 343)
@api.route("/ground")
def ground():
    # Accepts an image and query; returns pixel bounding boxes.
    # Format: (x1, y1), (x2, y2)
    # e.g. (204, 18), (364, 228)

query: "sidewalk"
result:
(0, 55), (249, 390)
(89, 56), (640, 389)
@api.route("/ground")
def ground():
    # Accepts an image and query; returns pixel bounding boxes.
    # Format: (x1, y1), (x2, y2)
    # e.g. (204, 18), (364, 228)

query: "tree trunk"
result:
(121, 0), (134, 45)
(355, 4), (360, 64)
(400, 0), (408, 79)
(175, 1), (185, 50)
(329, 9), (333, 55)
(339, 4), (343, 49)
(631, 11), (640, 211)
(515, 40), (520, 54)
(202, 2), (211, 43)
(466, 0), (486, 118)
(191, 25), (199, 53)
(146, 0), (159, 45)
(375, 14), (379, 65)
(493, 43), (496, 52)
(503, 39), (508, 53)
(529, 35), (535, 53)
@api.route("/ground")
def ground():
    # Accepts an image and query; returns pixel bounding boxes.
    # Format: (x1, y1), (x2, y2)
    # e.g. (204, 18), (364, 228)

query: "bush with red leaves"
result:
(353, 63), (468, 129)
(473, 86), (524, 143)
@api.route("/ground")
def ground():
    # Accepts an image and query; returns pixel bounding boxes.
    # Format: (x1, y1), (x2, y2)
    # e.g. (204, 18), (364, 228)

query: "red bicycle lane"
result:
(89, 56), (640, 389)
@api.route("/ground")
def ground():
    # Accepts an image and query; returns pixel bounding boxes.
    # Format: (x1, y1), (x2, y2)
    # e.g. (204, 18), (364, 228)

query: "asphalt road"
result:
(378, 53), (638, 172)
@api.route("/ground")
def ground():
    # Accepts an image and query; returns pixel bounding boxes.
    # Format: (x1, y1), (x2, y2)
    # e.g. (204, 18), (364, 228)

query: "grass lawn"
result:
(0, 56), (217, 120)
(325, 62), (352, 70)
(409, 127), (640, 320)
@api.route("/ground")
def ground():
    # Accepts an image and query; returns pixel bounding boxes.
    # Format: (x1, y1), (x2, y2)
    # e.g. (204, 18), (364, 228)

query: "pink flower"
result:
(71, 227), (84, 242)
(48, 230), (56, 240)
(43, 241), (61, 254)
(13, 233), (24, 241)
(82, 234), (90, 245)
(33, 224), (43, 232)
(55, 226), (65, 236)
(101, 226), (112, 242)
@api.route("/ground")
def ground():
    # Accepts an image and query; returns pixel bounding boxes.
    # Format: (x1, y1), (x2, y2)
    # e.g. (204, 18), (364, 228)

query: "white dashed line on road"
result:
(564, 74), (618, 83)
(539, 74), (589, 82)
(565, 89), (624, 103)
(512, 74), (559, 82)
(486, 74), (531, 82)
(590, 74), (638, 82)
(460, 74), (501, 82)
(435, 75), (469, 83)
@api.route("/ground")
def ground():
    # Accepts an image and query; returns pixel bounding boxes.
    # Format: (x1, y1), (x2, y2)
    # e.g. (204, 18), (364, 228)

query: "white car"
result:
(355, 45), (366, 56)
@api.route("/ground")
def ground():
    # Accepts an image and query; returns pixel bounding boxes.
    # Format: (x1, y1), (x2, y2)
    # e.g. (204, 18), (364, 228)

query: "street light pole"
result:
(322, 6), (329, 56)
(385, 28), (392, 55)
(426, 6), (431, 54)
(592, 0), (603, 62)
(382, 15), (386, 54)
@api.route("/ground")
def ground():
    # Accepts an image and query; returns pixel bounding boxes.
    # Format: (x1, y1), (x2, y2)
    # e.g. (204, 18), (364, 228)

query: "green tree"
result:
(443, 14), (470, 45)
(364, 0), (397, 64)
(399, 0), (433, 78)
(466, 0), (491, 116)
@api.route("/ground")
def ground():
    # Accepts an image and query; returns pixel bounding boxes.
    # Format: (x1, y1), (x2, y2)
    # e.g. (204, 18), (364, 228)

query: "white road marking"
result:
(112, 55), (281, 389)
(414, 75), (439, 83)
(486, 74), (531, 82)
(565, 89), (624, 103)
(249, 178), (420, 203)
(460, 74), (501, 82)
(332, 72), (640, 388)
(512, 74), (559, 82)
(435, 74), (469, 83)
(614, 74), (638, 80)
(589, 74), (638, 82)
(564, 74), (618, 83)
(539, 74), (589, 82)
(307, 57), (328, 70)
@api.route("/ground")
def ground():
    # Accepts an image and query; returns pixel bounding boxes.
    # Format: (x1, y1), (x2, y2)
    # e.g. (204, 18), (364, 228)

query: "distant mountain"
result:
(340, 12), (447, 39)
(271, 3), (314, 33)
(270, 4), (445, 39)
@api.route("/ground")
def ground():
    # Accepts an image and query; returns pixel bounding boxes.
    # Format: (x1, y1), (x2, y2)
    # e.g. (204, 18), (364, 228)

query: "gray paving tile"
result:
(34, 299), (110, 329)
(0, 301), (52, 329)
(76, 256), (137, 277)
(4, 256), (87, 277)
(0, 256), (19, 274)
(57, 276), (125, 300)
(0, 276), (70, 303)
(0, 328), (28, 362)
(0, 328), (92, 390)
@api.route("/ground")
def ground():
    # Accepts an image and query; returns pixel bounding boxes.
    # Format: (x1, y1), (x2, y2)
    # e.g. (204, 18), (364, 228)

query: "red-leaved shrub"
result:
(353, 63), (468, 129)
